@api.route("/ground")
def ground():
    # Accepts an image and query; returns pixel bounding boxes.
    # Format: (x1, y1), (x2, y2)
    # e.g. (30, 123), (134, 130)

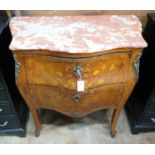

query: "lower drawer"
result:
(0, 116), (18, 130)
(30, 83), (124, 117)
(0, 104), (14, 116)
(141, 114), (155, 125)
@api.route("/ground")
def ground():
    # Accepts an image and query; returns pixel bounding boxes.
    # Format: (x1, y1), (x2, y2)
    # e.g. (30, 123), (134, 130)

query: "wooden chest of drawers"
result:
(13, 48), (142, 136)
(9, 16), (147, 136)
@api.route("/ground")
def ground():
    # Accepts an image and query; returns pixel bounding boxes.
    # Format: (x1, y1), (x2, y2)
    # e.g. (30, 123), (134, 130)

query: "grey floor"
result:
(0, 109), (155, 144)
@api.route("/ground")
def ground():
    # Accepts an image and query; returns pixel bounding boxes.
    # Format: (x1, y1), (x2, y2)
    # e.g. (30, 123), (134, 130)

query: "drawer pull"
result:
(0, 108), (3, 112)
(73, 94), (81, 103)
(73, 65), (83, 79)
(0, 121), (8, 127)
(150, 117), (155, 123)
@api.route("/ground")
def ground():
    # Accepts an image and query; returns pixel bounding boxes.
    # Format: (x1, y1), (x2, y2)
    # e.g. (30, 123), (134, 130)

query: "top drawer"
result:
(25, 52), (131, 90)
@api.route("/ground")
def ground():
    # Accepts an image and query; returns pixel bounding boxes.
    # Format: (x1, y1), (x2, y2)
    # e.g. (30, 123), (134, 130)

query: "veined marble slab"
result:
(9, 15), (147, 53)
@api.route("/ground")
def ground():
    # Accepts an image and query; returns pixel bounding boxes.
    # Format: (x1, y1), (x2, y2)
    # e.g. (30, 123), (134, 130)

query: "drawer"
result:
(0, 116), (18, 130)
(0, 104), (14, 116)
(0, 88), (8, 102)
(30, 83), (124, 117)
(141, 114), (155, 125)
(25, 52), (130, 90)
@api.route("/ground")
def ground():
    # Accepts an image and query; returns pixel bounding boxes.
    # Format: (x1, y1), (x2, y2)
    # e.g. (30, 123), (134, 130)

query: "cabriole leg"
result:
(111, 108), (122, 137)
(30, 108), (42, 137)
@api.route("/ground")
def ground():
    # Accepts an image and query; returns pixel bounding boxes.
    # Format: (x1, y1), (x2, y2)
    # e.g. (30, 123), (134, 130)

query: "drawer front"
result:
(141, 114), (155, 125)
(0, 104), (14, 116)
(25, 52), (130, 90)
(0, 88), (8, 102)
(30, 83), (124, 117)
(0, 116), (18, 130)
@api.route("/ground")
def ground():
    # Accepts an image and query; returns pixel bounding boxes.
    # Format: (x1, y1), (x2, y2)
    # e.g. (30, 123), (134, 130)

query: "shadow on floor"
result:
(39, 109), (111, 126)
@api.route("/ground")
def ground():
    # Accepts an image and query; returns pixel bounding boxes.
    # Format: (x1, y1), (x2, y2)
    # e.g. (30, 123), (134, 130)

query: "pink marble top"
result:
(9, 15), (147, 53)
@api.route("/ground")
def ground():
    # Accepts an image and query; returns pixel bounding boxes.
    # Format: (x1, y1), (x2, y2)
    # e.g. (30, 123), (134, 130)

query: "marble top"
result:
(9, 15), (147, 53)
